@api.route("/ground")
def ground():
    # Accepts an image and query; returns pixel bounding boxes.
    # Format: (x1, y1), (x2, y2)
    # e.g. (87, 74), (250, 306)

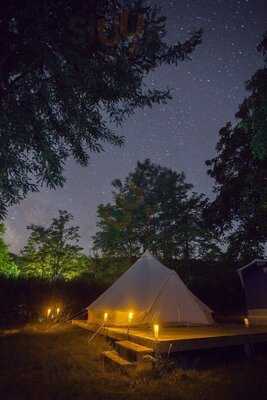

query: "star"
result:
(5, 0), (266, 254)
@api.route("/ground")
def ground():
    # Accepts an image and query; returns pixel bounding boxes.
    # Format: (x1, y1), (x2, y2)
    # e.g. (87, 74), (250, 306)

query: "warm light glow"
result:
(244, 317), (250, 328)
(47, 308), (52, 318)
(104, 312), (108, 322)
(153, 324), (159, 339)
(56, 307), (60, 315)
(128, 312), (133, 323)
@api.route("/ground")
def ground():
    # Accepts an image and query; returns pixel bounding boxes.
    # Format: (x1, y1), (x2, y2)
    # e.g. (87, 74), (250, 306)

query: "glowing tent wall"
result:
(87, 251), (214, 327)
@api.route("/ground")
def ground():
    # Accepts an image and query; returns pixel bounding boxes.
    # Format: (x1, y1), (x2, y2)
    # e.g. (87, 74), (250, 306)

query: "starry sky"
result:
(5, 0), (267, 254)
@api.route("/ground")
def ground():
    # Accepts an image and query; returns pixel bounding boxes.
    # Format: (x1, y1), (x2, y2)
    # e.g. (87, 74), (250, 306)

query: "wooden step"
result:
(115, 340), (153, 362)
(102, 350), (134, 372)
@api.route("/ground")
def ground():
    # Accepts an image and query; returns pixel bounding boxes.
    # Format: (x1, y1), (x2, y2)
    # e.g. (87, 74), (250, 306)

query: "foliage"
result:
(206, 123), (267, 261)
(0, 256), (244, 327)
(0, 0), (202, 218)
(250, 31), (267, 160)
(0, 224), (20, 278)
(205, 33), (267, 262)
(93, 159), (221, 260)
(20, 210), (90, 280)
(90, 255), (133, 285)
(0, 276), (106, 326)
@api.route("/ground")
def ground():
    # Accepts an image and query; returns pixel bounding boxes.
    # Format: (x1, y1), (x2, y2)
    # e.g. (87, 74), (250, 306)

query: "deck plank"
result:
(116, 340), (153, 353)
(72, 320), (267, 353)
(102, 350), (133, 367)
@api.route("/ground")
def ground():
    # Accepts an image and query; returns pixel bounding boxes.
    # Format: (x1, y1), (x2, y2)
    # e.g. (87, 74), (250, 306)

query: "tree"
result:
(249, 31), (267, 160)
(0, 0), (202, 218)
(205, 34), (267, 262)
(93, 159), (220, 260)
(0, 224), (20, 278)
(21, 210), (89, 280)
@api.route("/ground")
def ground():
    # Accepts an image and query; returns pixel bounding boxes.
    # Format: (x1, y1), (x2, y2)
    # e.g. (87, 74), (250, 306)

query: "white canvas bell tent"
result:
(87, 251), (214, 326)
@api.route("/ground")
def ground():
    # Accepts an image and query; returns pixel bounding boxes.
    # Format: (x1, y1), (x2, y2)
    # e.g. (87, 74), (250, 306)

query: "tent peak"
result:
(142, 250), (153, 258)
(87, 249), (214, 326)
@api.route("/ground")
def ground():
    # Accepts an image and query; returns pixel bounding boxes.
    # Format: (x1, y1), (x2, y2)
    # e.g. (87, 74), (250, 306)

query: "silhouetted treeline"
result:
(0, 278), (106, 327)
(0, 258), (245, 326)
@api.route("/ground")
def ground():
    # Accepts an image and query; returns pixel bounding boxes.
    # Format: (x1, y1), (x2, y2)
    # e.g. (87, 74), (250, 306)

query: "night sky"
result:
(5, 0), (267, 254)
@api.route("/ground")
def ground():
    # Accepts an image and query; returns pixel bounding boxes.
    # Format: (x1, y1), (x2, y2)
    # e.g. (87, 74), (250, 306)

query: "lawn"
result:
(0, 323), (267, 400)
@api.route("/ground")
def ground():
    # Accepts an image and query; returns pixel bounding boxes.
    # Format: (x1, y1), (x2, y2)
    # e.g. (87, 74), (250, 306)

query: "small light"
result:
(244, 317), (250, 328)
(56, 307), (60, 315)
(104, 312), (108, 322)
(153, 324), (159, 339)
(47, 308), (52, 318)
(128, 312), (133, 323)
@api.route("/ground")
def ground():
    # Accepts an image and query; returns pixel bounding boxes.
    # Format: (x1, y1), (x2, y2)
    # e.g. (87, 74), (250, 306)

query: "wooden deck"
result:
(72, 320), (267, 353)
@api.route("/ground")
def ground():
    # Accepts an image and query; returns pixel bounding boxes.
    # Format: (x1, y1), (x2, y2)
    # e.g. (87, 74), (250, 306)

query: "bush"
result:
(0, 277), (107, 326)
(0, 257), (246, 327)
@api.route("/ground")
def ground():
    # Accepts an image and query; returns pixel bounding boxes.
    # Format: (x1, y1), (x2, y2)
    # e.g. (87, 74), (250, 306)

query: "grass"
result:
(0, 323), (267, 400)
